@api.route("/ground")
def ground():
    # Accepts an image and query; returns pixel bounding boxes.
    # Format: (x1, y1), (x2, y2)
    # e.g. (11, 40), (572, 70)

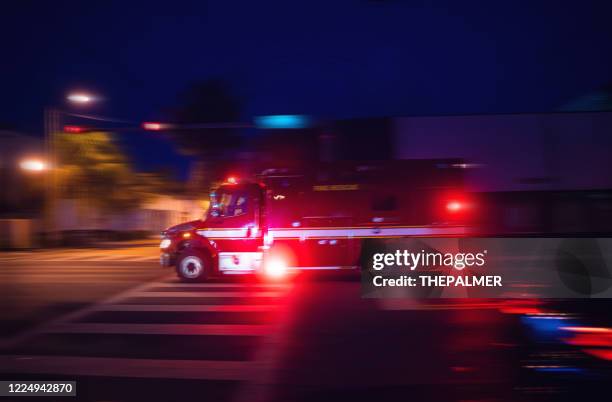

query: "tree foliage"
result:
(56, 131), (171, 211)
(168, 79), (243, 157)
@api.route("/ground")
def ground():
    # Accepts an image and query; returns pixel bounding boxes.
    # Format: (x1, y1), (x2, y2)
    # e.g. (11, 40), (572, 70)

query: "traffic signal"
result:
(63, 125), (86, 133)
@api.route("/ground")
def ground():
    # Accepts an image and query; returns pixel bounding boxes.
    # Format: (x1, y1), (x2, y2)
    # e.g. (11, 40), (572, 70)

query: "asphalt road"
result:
(0, 244), (167, 338)
(0, 245), (607, 402)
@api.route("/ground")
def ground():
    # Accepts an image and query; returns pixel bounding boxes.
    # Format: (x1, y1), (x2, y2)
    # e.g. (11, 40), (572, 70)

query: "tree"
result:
(166, 79), (244, 191)
(56, 131), (151, 211)
(168, 79), (243, 156)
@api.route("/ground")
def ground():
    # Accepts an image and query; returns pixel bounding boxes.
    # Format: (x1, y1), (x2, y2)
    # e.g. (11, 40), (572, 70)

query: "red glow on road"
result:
(565, 333), (612, 347)
(583, 349), (612, 361)
(499, 306), (543, 315)
(498, 299), (544, 315)
(561, 326), (612, 361)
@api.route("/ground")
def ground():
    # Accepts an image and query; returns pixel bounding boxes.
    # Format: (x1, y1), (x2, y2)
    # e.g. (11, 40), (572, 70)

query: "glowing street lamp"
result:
(67, 93), (94, 104)
(20, 159), (47, 172)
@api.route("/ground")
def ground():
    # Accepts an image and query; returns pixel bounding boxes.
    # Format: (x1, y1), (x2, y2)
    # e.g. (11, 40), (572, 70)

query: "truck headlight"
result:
(159, 238), (172, 249)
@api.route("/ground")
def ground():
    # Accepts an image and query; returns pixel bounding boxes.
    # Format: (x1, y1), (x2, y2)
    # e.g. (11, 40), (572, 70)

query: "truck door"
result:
(202, 185), (263, 273)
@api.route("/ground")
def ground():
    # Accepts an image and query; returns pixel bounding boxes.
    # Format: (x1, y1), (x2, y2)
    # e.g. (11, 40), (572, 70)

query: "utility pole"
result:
(43, 91), (101, 244)
(44, 107), (61, 244)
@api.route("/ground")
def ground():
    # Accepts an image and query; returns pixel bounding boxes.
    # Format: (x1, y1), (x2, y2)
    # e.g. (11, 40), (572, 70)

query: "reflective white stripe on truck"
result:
(196, 229), (249, 238)
(197, 226), (466, 239)
(269, 226), (467, 239)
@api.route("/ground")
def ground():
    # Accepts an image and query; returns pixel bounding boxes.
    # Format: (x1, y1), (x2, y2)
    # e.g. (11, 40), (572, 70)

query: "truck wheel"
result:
(176, 251), (210, 282)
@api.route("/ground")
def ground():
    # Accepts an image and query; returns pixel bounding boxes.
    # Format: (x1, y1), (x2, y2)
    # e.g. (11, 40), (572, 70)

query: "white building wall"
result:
(53, 196), (204, 232)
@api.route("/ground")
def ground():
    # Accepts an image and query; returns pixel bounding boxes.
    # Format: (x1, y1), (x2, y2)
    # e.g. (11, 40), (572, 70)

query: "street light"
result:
(20, 159), (47, 172)
(67, 93), (94, 104)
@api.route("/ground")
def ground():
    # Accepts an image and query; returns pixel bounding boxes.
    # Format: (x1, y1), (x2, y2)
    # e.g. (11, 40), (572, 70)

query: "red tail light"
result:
(437, 192), (473, 223)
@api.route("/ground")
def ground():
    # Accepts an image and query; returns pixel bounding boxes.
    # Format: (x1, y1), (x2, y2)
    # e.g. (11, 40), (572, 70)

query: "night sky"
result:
(2, 1), (611, 176)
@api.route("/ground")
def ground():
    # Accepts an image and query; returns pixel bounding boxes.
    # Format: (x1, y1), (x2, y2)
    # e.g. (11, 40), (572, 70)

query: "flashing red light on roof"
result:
(64, 125), (85, 133)
(142, 122), (166, 131)
(226, 176), (238, 184)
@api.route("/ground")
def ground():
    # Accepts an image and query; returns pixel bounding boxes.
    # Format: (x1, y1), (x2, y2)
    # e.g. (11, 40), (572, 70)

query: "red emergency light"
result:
(264, 258), (287, 279)
(226, 176), (238, 185)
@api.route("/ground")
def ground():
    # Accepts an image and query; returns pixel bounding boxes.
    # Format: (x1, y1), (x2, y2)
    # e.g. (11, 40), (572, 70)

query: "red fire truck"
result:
(160, 159), (472, 281)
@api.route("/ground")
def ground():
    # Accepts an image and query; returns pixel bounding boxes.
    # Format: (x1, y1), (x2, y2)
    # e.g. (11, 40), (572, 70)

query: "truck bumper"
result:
(218, 252), (263, 274)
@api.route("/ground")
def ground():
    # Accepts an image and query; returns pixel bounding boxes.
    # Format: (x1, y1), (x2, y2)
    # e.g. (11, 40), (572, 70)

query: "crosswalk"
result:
(0, 277), (293, 401)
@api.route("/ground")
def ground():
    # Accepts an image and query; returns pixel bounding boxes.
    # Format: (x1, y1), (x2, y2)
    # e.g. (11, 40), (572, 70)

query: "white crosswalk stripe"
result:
(94, 304), (278, 312)
(1, 275), (293, 382)
(131, 291), (285, 298)
(45, 323), (273, 336)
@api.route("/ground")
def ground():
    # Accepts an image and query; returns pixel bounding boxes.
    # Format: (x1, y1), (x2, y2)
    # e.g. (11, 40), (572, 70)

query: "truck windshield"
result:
(210, 191), (248, 217)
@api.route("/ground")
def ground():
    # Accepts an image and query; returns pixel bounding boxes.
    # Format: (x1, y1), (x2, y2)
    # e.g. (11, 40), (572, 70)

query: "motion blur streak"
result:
(564, 333), (612, 347)
(561, 326), (612, 333)
(583, 349), (612, 361)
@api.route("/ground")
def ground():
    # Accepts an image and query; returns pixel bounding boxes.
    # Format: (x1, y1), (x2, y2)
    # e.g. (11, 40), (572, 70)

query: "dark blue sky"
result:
(2, 0), (611, 176)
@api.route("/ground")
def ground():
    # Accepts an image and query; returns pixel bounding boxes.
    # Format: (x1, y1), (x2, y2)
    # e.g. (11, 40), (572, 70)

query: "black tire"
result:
(176, 250), (210, 282)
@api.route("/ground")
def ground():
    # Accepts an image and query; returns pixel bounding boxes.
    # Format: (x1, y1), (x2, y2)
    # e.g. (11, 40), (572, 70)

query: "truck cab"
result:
(160, 181), (266, 282)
